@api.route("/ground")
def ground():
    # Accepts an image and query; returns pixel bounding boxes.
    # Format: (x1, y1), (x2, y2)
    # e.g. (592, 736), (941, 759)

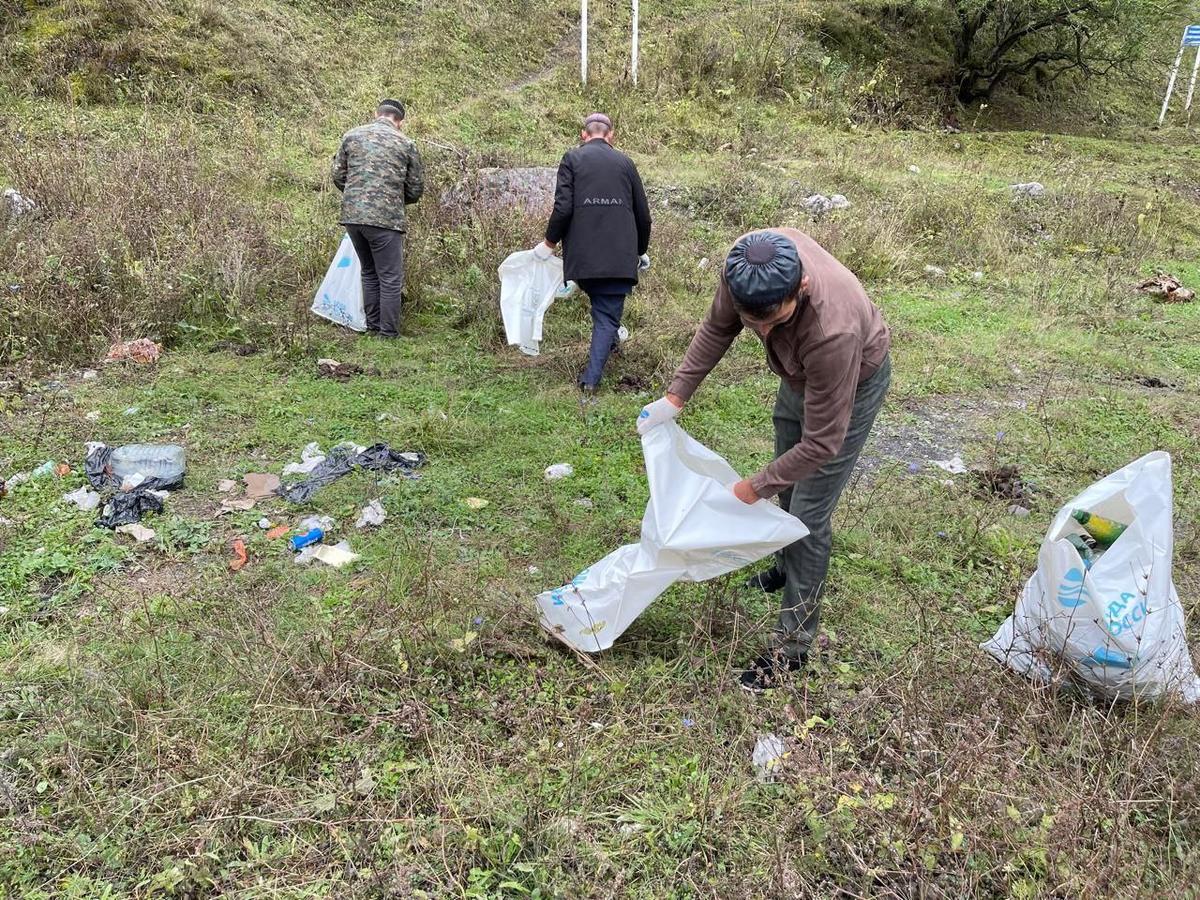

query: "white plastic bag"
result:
(536, 422), (809, 653)
(982, 451), (1199, 702)
(311, 235), (366, 332)
(498, 250), (564, 356)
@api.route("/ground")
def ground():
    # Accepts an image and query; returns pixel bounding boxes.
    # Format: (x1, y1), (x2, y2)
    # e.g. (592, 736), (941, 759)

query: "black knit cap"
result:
(378, 98), (406, 118)
(724, 231), (803, 309)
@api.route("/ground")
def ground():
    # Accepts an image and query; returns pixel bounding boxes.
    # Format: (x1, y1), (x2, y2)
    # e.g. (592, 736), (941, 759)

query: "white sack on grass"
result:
(311, 234), (367, 332)
(498, 250), (564, 356)
(536, 422), (809, 653)
(982, 451), (1200, 702)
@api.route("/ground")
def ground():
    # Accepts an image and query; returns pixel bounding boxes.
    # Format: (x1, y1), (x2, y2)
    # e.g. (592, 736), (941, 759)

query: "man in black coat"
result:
(537, 113), (652, 392)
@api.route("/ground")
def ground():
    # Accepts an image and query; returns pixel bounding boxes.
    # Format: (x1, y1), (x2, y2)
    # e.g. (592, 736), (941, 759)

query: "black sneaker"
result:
(738, 651), (805, 693)
(743, 567), (787, 593)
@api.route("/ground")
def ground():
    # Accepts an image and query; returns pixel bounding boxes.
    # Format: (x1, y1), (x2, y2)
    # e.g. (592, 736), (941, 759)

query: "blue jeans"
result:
(579, 292), (625, 388)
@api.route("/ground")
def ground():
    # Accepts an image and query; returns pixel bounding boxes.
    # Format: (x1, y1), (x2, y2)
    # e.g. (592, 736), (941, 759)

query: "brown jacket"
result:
(667, 227), (891, 498)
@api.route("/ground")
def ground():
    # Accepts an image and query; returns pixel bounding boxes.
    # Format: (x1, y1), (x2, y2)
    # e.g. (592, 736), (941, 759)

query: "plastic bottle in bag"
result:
(1065, 534), (1096, 569)
(1071, 509), (1127, 547)
(110, 445), (186, 484)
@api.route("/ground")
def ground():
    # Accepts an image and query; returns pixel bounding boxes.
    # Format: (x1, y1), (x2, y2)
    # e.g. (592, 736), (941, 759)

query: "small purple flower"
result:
(937, 531), (948, 539)
(472, 615), (485, 627)
(996, 431), (1006, 441)
(682, 717), (696, 728)
(907, 462), (922, 474)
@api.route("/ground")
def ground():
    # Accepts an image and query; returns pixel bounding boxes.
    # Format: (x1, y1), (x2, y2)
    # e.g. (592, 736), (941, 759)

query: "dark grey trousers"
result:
(770, 355), (891, 660)
(346, 225), (405, 337)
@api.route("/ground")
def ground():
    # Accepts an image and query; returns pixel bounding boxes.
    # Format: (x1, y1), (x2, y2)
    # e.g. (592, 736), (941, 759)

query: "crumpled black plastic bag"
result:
(95, 490), (164, 529)
(277, 443), (424, 504)
(85, 445), (184, 492)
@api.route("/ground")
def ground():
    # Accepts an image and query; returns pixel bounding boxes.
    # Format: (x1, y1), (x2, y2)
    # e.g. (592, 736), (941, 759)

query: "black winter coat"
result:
(544, 139), (652, 283)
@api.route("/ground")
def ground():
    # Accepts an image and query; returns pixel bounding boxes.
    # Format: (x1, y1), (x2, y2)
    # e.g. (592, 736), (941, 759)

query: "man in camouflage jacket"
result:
(331, 99), (425, 338)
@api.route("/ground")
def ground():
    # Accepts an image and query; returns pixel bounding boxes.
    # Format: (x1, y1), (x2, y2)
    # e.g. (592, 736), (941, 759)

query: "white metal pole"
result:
(631, 0), (639, 86)
(581, 0), (588, 85)
(1158, 42), (1186, 125)
(1184, 47), (1200, 116)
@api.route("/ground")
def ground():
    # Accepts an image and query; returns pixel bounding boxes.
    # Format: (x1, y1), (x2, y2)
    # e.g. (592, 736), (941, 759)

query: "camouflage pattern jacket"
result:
(331, 118), (425, 232)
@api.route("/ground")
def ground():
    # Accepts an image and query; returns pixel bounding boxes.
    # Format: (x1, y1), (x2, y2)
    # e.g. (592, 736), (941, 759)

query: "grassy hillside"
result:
(3, 0), (1200, 896)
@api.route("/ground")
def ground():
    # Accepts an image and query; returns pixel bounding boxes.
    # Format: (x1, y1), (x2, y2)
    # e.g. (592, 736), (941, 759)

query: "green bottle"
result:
(1065, 534), (1095, 569)
(1071, 509), (1127, 548)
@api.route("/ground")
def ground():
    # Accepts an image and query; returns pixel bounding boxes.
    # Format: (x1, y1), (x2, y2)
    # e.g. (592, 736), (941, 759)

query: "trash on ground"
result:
(85, 411), (101, 421)
(544, 463), (574, 481)
(800, 193), (851, 217)
(1136, 273), (1195, 303)
(1008, 504), (1031, 518)
(930, 455), (968, 475)
(982, 451), (1200, 702)
(81, 369), (99, 380)
(290, 527), (325, 551)
(98, 491), (164, 529)
(257, 517), (273, 530)
(276, 443), (424, 504)
(297, 539), (359, 568)
(2, 187), (36, 220)
(115, 522), (156, 543)
(282, 442), (327, 476)
(298, 514), (335, 533)
(1010, 182), (1046, 199)
(317, 358), (364, 380)
(54, 463), (71, 477)
(62, 486), (102, 511)
(923, 264), (947, 279)
(311, 234), (367, 332)
(243, 472), (281, 501)
(220, 498), (257, 512)
(218, 479), (236, 493)
(527, 565), (540, 575)
(266, 524), (290, 540)
(752, 733), (790, 783)
(103, 338), (162, 364)
(499, 247), (564, 357)
(355, 499), (387, 528)
(574, 498), (594, 509)
(31, 460), (56, 479)
(536, 422), (809, 653)
(122, 407), (139, 416)
(229, 538), (248, 572)
(617, 325), (630, 343)
(971, 270), (985, 282)
(464, 497), (489, 510)
(87, 444), (185, 492)
(907, 164), (921, 174)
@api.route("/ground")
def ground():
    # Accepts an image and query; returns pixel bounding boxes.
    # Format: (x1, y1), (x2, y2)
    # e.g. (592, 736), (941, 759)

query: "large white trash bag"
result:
(311, 234), (366, 332)
(536, 422), (810, 653)
(498, 250), (564, 356)
(982, 451), (1199, 702)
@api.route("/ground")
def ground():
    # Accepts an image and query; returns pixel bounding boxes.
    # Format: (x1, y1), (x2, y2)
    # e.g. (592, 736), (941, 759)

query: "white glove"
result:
(533, 242), (554, 261)
(638, 253), (651, 271)
(637, 396), (682, 436)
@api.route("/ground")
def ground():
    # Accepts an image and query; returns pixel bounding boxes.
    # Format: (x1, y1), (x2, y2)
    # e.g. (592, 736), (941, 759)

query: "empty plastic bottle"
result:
(1065, 534), (1096, 569)
(290, 528), (324, 551)
(109, 444), (186, 484)
(1071, 509), (1127, 548)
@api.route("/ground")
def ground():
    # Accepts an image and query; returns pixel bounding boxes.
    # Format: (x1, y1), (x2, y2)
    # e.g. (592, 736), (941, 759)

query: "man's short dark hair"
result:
(734, 300), (785, 321)
(583, 112), (612, 137)
(378, 98), (406, 119)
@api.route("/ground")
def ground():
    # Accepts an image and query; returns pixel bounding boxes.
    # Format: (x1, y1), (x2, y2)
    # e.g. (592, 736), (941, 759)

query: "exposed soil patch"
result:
(859, 394), (1014, 473)
(974, 464), (1033, 503)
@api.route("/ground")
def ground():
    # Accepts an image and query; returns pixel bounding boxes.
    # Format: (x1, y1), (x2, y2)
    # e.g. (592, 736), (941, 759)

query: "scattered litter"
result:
(85, 411), (101, 421)
(282, 442), (326, 476)
(316, 358), (364, 379)
(81, 369), (98, 380)
(299, 514), (335, 533)
(449, 631), (478, 653)
(1136, 273), (1195, 303)
(297, 539), (359, 568)
(104, 338), (162, 364)
(243, 472), (281, 501)
(229, 538), (248, 572)
(2, 472), (30, 490)
(1009, 504), (1031, 518)
(923, 264), (947, 279)
(907, 164), (921, 174)
(527, 565), (540, 575)
(573, 498), (594, 509)
(355, 499), (387, 528)
(291, 527), (325, 551)
(98, 491), (164, 529)
(464, 497), (489, 510)
(376, 412), (395, 422)
(115, 522), (156, 543)
(800, 193), (851, 217)
(62, 486), (102, 511)
(31, 460), (56, 479)
(218, 479), (237, 493)
(2, 187), (36, 220)
(930, 455), (968, 475)
(257, 517), (273, 530)
(120, 473), (146, 491)
(698, 257), (709, 269)
(122, 407), (140, 416)
(220, 498), (256, 512)
(266, 524), (290, 540)
(87, 444), (185, 492)
(544, 463), (574, 481)
(617, 325), (630, 343)
(1010, 182), (1046, 200)
(971, 270), (985, 282)
(276, 443), (424, 504)
(752, 734), (789, 783)
(54, 463), (71, 477)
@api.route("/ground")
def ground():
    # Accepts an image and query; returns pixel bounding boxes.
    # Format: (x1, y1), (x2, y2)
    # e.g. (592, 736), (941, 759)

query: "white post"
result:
(581, 0), (588, 85)
(631, 0), (639, 86)
(1185, 47), (1200, 116)
(1158, 42), (1186, 125)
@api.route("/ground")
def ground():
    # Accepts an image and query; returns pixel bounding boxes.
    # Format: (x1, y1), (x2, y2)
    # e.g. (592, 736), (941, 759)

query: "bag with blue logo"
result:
(310, 234), (366, 332)
(535, 421), (810, 653)
(982, 451), (1199, 702)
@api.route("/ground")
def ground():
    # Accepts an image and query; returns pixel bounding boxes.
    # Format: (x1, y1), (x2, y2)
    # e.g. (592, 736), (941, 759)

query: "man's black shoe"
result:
(738, 651), (805, 693)
(743, 567), (787, 593)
